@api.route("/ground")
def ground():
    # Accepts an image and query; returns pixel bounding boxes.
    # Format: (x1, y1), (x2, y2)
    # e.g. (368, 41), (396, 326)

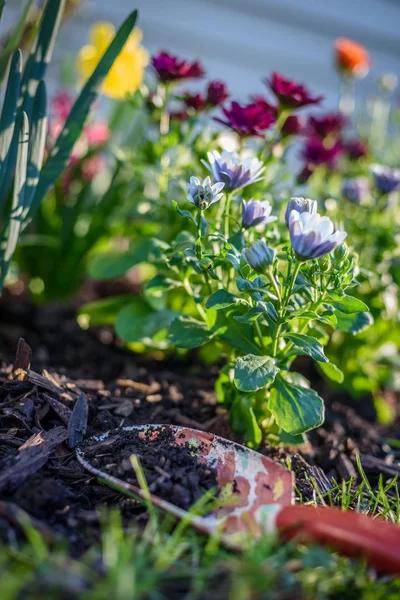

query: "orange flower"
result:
(335, 37), (371, 78)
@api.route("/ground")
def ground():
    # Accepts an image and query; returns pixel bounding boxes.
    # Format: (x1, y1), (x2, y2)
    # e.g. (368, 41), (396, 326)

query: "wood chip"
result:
(42, 393), (72, 425)
(358, 453), (400, 477)
(67, 392), (88, 448)
(0, 426), (67, 493)
(13, 339), (32, 372)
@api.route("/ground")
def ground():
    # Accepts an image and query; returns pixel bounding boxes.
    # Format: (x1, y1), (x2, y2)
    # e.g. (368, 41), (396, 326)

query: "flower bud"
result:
(285, 197), (317, 227)
(319, 256), (331, 272)
(334, 244), (349, 263)
(242, 239), (275, 274)
(186, 176), (224, 210)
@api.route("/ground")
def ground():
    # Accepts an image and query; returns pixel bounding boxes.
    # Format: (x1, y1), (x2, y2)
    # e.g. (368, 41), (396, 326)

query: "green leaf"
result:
(318, 361), (344, 384)
(24, 79), (47, 211)
(233, 306), (264, 323)
(215, 308), (262, 356)
(0, 50), (22, 203)
(328, 294), (369, 314)
(169, 316), (213, 349)
(0, 0), (33, 82)
(335, 311), (373, 335)
(284, 332), (328, 363)
(269, 374), (325, 435)
(0, 112), (29, 289)
(172, 200), (197, 225)
(206, 289), (239, 310)
(234, 354), (279, 392)
(88, 239), (160, 280)
(230, 396), (262, 448)
(78, 295), (133, 327)
(29, 9), (138, 218)
(116, 303), (177, 346)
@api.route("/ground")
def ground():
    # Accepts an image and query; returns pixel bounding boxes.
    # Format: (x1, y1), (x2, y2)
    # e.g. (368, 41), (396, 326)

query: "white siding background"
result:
(3, 0), (400, 109)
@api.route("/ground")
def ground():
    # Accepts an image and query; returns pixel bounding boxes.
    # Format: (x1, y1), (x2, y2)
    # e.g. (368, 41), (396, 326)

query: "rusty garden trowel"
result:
(77, 424), (400, 576)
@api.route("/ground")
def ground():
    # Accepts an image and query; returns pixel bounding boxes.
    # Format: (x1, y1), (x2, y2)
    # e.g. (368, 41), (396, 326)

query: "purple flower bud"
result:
(288, 211), (347, 261)
(202, 151), (265, 191)
(370, 164), (400, 194)
(266, 72), (324, 109)
(243, 239), (276, 273)
(285, 197), (317, 227)
(342, 177), (369, 204)
(206, 80), (229, 106)
(241, 199), (277, 229)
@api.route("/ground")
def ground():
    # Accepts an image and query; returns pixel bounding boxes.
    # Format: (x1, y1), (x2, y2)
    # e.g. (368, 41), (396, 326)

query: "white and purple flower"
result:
(284, 197), (317, 227)
(288, 210), (347, 261)
(370, 164), (400, 195)
(241, 199), (277, 229)
(186, 176), (224, 210)
(202, 150), (265, 191)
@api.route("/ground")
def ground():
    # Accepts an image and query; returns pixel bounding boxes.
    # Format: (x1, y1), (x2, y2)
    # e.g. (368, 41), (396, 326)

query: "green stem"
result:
(271, 261), (301, 357)
(196, 212), (203, 259)
(223, 191), (234, 239)
(254, 318), (266, 353)
(183, 277), (207, 322)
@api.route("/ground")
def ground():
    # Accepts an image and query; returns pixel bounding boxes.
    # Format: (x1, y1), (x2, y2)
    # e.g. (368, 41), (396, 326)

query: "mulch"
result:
(0, 297), (399, 558)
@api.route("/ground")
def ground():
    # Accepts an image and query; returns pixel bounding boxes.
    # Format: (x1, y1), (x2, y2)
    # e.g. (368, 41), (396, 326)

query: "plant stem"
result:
(254, 318), (266, 353)
(183, 277), (207, 322)
(223, 191), (234, 239)
(196, 213), (203, 259)
(271, 261), (301, 357)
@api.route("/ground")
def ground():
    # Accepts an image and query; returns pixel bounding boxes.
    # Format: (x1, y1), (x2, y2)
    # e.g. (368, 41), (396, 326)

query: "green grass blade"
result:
(28, 9), (138, 220)
(0, 0), (33, 82)
(0, 50), (22, 209)
(0, 112), (29, 290)
(0, 0), (5, 22)
(23, 79), (47, 215)
(20, 0), (65, 119)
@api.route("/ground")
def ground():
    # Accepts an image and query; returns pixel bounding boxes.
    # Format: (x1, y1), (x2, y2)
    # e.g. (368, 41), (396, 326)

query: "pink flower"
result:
(215, 100), (276, 137)
(302, 137), (343, 168)
(51, 91), (73, 121)
(152, 51), (205, 83)
(306, 113), (347, 139)
(85, 123), (110, 146)
(206, 80), (229, 106)
(267, 72), (323, 109)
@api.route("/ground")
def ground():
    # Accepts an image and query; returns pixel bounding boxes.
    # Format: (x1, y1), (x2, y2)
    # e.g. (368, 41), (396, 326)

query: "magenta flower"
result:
(51, 91), (73, 121)
(206, 80), (229, 106)
(302, 137), (343, 168)
(281, 115), (305, 136)
(215, 100), (276, 137)
(345, 139), (368, 160)
(306, 113), (347, 139)
(267, 72), (323, 109)
(182, 92), (206, 112)
(152, 51), (204, 83)
(250, 95), (278, 116)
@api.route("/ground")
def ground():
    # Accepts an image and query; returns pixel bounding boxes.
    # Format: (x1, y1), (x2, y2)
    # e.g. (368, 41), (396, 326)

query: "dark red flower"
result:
(206, 80), (229, 106)
(152, 51), (205, 83)
(345, 139), (368, 160)
(182, 92), (207, 111)
(215, 100), (276, 137)
(267, 72), (324, 109)
(250, 95), (278, 116)
(302, 137), (343, 168)
(306, 112), (347, 139)
(51, 91), (73, 121)
(170, 110), (190, 121)
(281, 115), (305, 136)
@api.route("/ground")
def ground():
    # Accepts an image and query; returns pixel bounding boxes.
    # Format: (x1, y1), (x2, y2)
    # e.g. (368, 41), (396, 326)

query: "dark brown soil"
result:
(81, 426), (219, 510)
(0, 297), (399, 559)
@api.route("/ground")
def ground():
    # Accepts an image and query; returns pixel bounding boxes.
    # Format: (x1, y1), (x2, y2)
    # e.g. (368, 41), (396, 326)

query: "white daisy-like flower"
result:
(288, 210), (347, 261)
(202, 150), (265, 191)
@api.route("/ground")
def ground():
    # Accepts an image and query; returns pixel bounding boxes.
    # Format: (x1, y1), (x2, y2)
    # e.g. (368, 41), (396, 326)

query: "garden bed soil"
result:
(81, 426), (219, 511)
(0, 297), (399, 558)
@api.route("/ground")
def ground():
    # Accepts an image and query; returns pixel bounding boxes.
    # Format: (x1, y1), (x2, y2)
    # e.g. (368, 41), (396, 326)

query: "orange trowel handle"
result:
(276, 504), (400, 575)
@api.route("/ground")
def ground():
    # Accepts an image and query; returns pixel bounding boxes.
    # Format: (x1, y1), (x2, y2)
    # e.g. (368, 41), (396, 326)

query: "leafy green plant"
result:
(0, 1), (140, 293)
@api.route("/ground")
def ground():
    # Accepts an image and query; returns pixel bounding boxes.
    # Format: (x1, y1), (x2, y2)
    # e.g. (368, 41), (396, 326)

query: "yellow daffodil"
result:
(76, 22), (149, 99)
